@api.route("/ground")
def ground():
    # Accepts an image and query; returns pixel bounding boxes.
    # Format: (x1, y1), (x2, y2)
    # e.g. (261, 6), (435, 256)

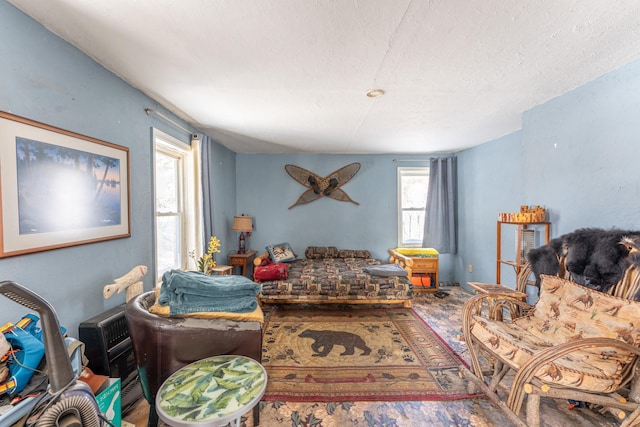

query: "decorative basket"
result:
(498, 205), (546, 223)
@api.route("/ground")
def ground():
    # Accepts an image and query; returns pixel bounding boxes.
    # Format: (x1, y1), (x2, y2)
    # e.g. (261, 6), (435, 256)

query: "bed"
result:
(253, 246), (414, 307)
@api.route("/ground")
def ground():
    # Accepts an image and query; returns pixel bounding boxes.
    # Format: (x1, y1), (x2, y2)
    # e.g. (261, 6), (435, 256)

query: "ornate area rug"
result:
(261, 307), (479, 402)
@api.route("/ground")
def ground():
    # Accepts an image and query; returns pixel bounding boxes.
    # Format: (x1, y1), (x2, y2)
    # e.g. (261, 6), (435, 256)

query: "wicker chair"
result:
(461, 266), (640, 427)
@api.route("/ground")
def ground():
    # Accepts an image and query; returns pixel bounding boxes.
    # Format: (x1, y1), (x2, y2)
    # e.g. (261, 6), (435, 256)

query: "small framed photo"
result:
(0, 111), (130, 257)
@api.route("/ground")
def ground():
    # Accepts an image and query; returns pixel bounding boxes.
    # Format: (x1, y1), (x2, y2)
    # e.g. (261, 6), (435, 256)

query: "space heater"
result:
(519, 228), (536, 261)
(78, 304), (143, 415)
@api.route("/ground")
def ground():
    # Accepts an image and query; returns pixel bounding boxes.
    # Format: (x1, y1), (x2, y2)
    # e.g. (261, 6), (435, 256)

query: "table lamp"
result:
(232, 215), (253, 254)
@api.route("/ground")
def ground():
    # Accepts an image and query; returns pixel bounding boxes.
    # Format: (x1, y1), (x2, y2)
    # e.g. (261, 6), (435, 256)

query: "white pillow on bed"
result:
(266, 242), (297, 263)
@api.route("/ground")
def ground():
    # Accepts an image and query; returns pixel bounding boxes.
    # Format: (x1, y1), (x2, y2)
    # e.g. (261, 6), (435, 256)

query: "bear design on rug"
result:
(298, 329), (372, 357)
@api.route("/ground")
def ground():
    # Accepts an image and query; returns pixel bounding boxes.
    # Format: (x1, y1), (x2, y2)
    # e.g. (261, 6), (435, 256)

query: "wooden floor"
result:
(122, 399), (151, 427)
(121, 286), (623, 426)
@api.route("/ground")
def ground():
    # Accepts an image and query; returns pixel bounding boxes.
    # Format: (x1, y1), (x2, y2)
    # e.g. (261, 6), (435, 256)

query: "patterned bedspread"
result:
(259, 257), (413, 302)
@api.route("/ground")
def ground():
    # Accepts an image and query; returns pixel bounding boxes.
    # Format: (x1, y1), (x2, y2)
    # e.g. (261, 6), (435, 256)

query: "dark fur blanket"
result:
(526, 228), (640, 293)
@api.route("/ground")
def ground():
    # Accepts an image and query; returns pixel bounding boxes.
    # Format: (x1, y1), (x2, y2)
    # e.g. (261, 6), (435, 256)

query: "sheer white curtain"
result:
(422, 156), (457, 253)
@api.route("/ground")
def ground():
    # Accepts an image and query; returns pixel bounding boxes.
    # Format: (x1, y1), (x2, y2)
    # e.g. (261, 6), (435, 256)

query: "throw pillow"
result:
(266, 242), (297, 263)
(338, 249), (372, 259)
(304, 246), (339, 259)
(364, 263), (408, 277)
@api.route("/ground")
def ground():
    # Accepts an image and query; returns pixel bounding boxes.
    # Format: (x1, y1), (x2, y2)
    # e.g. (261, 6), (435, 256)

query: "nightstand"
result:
(410, 256), (439, 293)
(229, 250), (257, 278)
(389, 248), (439, 293)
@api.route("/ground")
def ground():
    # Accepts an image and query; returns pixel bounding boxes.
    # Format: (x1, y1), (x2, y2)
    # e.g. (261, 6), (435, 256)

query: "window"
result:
(397, 167), (429, 247)
(153, 129), (201, 280)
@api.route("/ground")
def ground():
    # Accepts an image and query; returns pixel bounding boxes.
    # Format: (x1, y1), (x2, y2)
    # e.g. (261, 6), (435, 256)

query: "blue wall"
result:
(456, 132), (523, 289)
(0, 2), (233, 336)
(521, 61), (640, 233)
(457, 59), (640, 298)
(235, 154), (454, 278)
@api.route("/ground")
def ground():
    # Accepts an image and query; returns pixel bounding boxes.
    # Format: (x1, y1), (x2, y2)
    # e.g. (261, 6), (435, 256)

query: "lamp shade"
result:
(232, 215), (253, 232)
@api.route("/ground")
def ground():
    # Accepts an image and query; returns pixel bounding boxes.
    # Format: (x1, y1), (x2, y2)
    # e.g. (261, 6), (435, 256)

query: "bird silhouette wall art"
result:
(285, 162), (361, 209)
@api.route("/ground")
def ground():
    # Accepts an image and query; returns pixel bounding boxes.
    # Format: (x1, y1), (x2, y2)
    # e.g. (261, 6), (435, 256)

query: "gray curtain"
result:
(423, 156), (457, 253)
(199, 133), (214, 250)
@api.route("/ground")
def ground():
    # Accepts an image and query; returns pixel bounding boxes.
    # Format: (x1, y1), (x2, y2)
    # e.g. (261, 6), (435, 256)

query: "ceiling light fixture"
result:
(366, 89), (384, 98)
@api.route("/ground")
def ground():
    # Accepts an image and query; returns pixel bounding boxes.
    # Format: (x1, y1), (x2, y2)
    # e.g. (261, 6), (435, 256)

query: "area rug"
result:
(261, 307), (480, 402)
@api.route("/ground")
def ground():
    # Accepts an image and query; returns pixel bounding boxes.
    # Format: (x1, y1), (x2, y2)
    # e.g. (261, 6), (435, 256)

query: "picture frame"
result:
(0, 111), (130, 258)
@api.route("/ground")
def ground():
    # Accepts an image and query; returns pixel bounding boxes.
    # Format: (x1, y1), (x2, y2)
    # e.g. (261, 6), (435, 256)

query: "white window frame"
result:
(152, 129), (202, 283)
(397, 166), (429, 248)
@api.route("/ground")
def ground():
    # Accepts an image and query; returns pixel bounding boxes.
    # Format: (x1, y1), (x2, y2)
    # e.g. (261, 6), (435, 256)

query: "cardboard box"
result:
(95, 378), (121, 427)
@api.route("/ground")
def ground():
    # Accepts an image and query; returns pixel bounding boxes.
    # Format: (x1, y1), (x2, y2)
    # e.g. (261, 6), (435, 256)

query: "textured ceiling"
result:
(8, 0), (640, 154)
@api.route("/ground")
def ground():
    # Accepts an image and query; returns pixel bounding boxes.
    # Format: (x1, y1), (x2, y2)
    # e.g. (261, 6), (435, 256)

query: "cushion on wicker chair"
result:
(470, 275), (640, 393)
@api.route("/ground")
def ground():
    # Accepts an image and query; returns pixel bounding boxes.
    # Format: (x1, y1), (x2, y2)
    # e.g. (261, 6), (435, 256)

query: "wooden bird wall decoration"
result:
(285, 162), (361, 209)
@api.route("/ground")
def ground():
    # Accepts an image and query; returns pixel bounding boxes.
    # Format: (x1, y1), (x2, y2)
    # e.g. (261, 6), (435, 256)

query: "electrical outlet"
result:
(468, 264), (473, 273)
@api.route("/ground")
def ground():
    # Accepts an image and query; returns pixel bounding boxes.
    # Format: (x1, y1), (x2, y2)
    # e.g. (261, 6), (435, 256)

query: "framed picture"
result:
(0, 111), (130, 258)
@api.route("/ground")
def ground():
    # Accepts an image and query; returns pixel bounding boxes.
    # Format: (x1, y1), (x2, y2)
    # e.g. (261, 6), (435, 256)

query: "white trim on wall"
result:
(152, 128), (202, 282)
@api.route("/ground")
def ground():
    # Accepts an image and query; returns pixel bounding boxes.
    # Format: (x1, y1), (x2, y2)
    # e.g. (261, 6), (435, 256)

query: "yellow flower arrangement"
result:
(190, 236), (221, 274)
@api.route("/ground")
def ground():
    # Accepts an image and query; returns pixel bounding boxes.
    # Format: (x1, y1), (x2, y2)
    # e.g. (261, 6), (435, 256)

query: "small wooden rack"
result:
(496, 221), (550, 284)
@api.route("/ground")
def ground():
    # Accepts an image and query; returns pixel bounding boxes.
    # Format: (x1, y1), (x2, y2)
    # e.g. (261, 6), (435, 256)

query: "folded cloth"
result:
(364, 263), (408, 277)
(149, 293), (264, 323)
(158, 270), (261, 315)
